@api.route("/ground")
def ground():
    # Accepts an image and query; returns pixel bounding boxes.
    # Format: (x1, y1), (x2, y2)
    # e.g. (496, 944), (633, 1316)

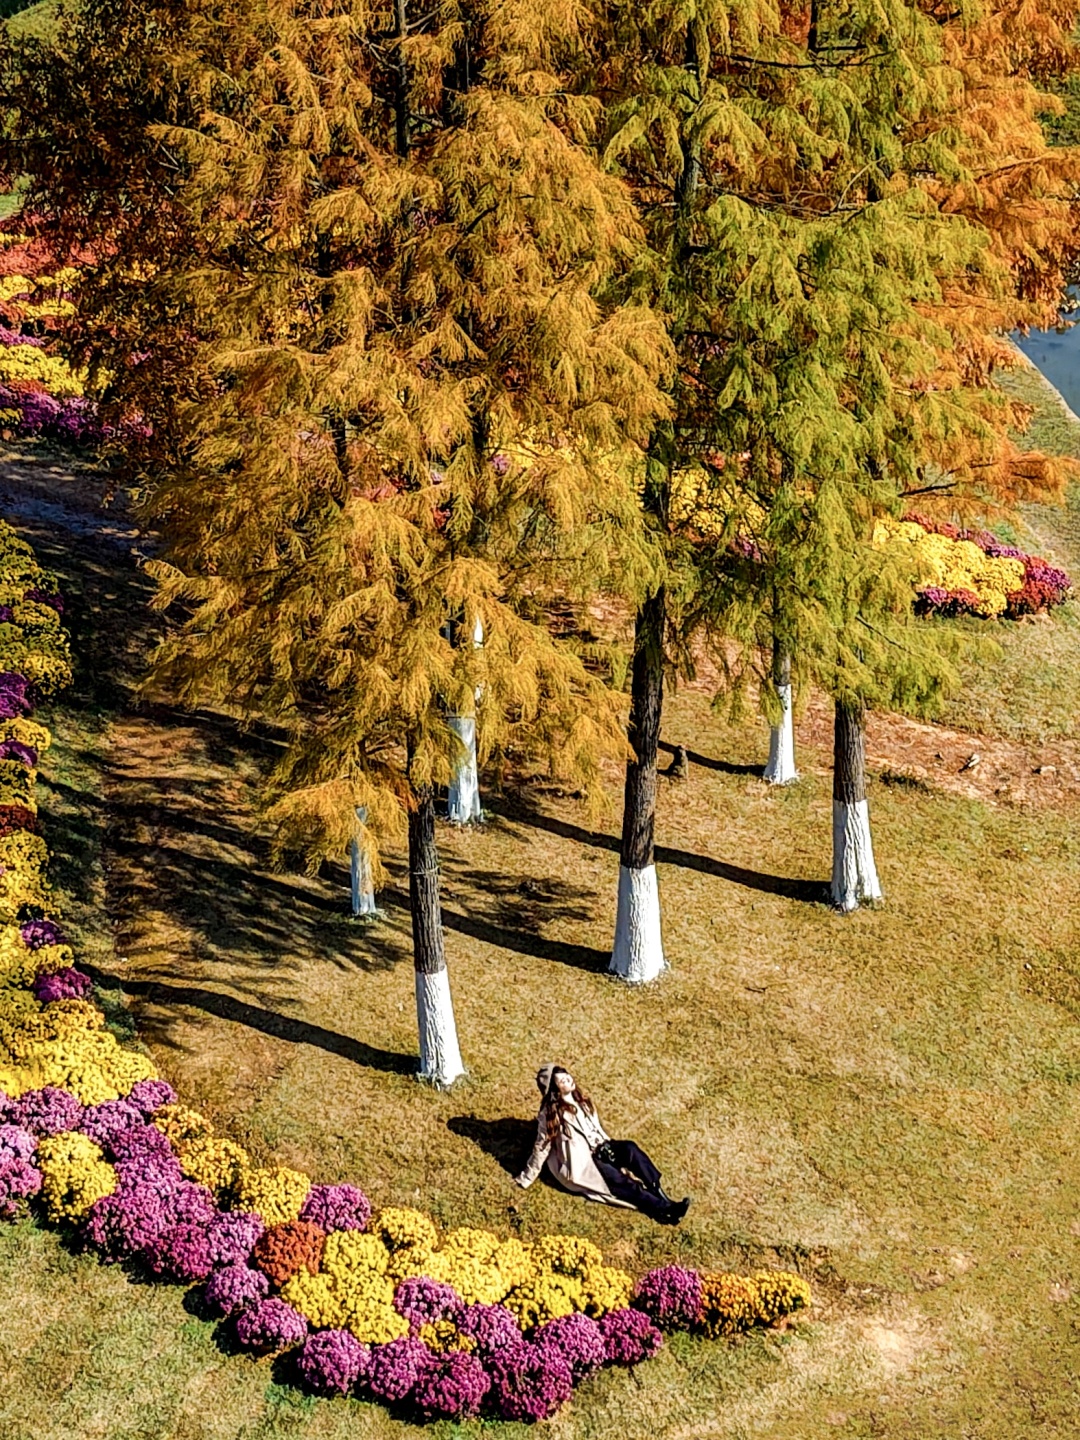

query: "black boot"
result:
(664, 1197), (690, 1225)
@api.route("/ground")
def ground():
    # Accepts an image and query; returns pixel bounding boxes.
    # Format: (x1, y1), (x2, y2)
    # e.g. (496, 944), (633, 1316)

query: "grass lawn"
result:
(0, 435), (1073, 1440)
(3, 0), (62, 40)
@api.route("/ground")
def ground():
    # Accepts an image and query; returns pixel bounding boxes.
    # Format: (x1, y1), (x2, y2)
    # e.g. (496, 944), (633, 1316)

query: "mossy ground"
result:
(0, 404), (1074, 1440)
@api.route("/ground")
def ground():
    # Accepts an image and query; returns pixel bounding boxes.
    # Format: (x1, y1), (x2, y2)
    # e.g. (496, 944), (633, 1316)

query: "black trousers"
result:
(592, 1139), (670, 1222)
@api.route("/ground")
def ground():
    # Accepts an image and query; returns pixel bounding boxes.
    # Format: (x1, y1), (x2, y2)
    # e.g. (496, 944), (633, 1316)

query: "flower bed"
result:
(0, 517), (811, 1420)
(876, 514), (1073, 618)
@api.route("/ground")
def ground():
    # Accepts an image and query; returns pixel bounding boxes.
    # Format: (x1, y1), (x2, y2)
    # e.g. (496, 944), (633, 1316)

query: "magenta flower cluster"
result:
(633, 1263), (705, 1330)
(457, 1301), (521, 1356)
(297, 1328), (370, 1396)
(535, 1312), (607, 1382)
(234, 1297), (308, 1352)
(205, 1261), (270, 1317)
(15, 1086), (84, 1136)
(393, 1276), (463, 1328)
(598, 1307), (664, 1365)
(0, 672), (33, 719)
(20, 918), (65, 950)
(0, 739), (38, 767)
(297, 1182), (370, 1233)
(32, 966), (92, 1003)
(0, 1123), (41, 1219)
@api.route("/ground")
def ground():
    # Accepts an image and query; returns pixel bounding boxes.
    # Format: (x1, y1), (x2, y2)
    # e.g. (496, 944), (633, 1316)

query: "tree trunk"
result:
(393, 0), (410, 160)
(831, 700), (883, 912)
(610, 587), (667, 982)
(409, 783), (465, 1085)
(349, 843), (377, 917)
(763, 640), (798, 785)
(447, 616), (483, 824)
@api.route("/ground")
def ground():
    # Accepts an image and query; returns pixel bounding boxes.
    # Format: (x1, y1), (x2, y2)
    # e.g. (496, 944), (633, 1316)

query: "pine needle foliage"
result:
(1, 0), (675, 874)
(591, 0), (1080, 721)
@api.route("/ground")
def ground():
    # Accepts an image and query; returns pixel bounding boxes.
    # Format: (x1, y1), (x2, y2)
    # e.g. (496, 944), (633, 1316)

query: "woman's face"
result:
(555, 1071), (575, 1097)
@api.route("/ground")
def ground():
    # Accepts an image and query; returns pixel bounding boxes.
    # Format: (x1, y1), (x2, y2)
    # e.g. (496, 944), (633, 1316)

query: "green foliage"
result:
(5, 0), (673, 874)
(589, 4), (1080, 726)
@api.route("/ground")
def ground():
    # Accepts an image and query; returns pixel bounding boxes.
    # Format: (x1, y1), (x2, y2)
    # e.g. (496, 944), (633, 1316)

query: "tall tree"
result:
(4, 0), (671, 1079)
(597, 0), (1080, 918)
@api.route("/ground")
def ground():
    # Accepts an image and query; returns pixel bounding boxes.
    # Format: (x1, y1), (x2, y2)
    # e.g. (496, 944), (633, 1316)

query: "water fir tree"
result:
(5, 0), (671, 1081)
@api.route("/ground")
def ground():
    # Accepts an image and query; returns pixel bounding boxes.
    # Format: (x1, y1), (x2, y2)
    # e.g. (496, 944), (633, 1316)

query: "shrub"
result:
(598, 1307), (663, 1365)
(299, 1182), (370, 1233)
(485, 1341), (573, 1422)
(297, 1328), (370, 1397)
(252, 1219), (326, 1288)
(633, 1264), (704, 1330)
(412, 1349), (489, 1420)
(234, 1297), (308, 1353)
(365, 1336), (432, 1403)
(534, 1311), (606, 1382)
(36, 1129), (116, 1220)
(233, 1165), (310, 1226)
(204, 1263), (269, 1318)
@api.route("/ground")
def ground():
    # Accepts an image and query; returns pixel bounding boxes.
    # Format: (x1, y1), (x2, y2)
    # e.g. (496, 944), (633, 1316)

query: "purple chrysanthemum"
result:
(412, 1349), (489, 1420)
(297, 1328), (371, 1397)
(206, 1209), (264, 1268)
(106, 1122), (178, 1168)
(78, 1099), (143, 1148)
(20, 917), (64, 950)
(0, 1156), (42, 1218)
(534, 1312), (606, 1382)
(0, 1124), (36, 1163)
(0, 673), (33, 720)
(365, 1337), (433, 1404)
(393, 1276), (463, 1329)
(32, 967), (92, 1003)
(298, 1182), (370, 1234)
(234, 1297), (308, 1353)
(82, 1176), (212, 1261)
(126, 1079), (177, 1116)
(203, 1262), (269, 1318)
(633, 1264), (704, 1331)
(0, 739), (37, 767)
(16, 1086), (84, 1137)
(23, 587), (64, 616)
(598, 1307), (663, 1366)
(457, 1303), (521, 1358)
(144, 1221), (215, 1282)
(485, 1341), (573, 1423)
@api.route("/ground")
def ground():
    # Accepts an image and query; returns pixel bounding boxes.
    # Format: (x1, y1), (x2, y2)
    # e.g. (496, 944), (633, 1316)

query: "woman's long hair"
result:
(542, 1066), (595, 1144)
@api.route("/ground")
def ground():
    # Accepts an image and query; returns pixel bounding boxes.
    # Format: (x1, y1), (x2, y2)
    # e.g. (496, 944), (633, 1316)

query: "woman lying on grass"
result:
(514, 1064), (690, 1225)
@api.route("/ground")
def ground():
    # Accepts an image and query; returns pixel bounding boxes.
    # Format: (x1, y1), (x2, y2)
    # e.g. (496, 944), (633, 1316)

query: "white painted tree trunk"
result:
(830, 799), (883, 912)
(609, 864), (667, 983)
(447, 616), (484, 824)
(415, 966), (466, 1087)
(763, 682), (798, 784)
(446, 714), (481, 823)
(349, 837), (377, 917)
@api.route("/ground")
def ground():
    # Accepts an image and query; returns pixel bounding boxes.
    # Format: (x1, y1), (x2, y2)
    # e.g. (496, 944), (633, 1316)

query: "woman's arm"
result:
(514, 1111), (552, 1188)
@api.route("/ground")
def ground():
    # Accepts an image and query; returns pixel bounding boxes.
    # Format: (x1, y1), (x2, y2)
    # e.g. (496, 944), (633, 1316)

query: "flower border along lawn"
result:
(0, 519), (810, 1426)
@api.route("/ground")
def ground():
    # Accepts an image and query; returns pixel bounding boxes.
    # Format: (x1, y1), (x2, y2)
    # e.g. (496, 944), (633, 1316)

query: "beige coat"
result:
(515, 1100), (635, 1208)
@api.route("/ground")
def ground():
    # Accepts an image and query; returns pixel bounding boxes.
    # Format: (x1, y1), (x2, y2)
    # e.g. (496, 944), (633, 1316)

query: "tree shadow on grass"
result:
(372, 874), (611, 974)
(483, 793), (828, 904)
(81, 963), (415, 1075)
(658, 737), (764, 778)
